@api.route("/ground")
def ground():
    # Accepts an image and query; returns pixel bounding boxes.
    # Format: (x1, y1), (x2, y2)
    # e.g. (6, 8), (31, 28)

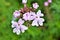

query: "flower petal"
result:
(12, 21), (18, 28)
(29, 11), (36, 20)
(13, 28), (20, 35)
(13, 28), (16, 33)
(11, 25), (15, 28)
(39, 18), (44, 22)
(20, 25), (28, 33)
(16, 29), (20, 35)
(37, 10), (44, 17)
(32, 20), (38, 26)
(18, 19), (24, 25)
(39, 22), (43, 26)
(38, 18), (44, 26)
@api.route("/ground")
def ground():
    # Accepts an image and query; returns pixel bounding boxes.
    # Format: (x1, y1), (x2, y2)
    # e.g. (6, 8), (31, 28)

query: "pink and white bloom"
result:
(11, 19), (28, 35)
(23, 11), (35, 21)
(13, 10), (20, 18)
(32, 3), (39, 9)
(23, 12), (30, 21)
(32, 10), (44, 26)
(44, 2), (49, 6)
(22, 0), (27, 4)
(48, 0), (52, 3)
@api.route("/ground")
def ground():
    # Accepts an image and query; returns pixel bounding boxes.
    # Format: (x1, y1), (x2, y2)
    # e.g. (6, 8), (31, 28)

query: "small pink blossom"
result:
(44, 2), (49, 6)
(48, 0), (52, 3)
(13, 10), (20, 18)
(32, 3), (39, 9)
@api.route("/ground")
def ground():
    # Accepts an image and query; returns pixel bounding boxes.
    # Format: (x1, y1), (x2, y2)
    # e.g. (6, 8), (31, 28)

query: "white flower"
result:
(32, 3), (39, 9)
(11, 19), (28, 35)
(32, 10), (44, 26)
(13, 25), (28, 35)
(22, 0), (27, 4)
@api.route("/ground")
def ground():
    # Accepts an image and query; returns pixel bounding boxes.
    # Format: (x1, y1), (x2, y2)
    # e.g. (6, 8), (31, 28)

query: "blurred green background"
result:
(0, 0), (60, 40)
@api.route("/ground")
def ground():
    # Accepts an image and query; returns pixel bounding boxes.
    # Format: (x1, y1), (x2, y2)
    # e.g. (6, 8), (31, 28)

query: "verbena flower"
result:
(48, 0), (52, 3)
(23, 12), (30, 21)
(13, 10), (20, 18)
(32, 3), (39, 9)
(11, 19), (28, 35)
(22, 0), (27, 4)
(32, 10), (44, 26)
(11, 0), (45, 35)
(23, 11), (35, 21)
(44, 2), (49, 6)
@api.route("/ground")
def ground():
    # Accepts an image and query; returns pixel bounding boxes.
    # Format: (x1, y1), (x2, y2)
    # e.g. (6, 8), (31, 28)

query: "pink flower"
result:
(11, 19), (28, 35)
(32, 3), (39, 9)
(13, 25), (28, 35)
(13, 10), (20, 18)
(22, 0), (27, 4)
(48, 0), (52, 3)
(44, 2), (49, 6)
(23, 11), (35, 21)
(32, 10), (44, 26)
(23, 12), (30, 21)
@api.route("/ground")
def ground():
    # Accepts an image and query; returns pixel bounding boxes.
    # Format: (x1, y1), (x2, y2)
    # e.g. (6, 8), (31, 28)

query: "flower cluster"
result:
(11, 0), (44, 35)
